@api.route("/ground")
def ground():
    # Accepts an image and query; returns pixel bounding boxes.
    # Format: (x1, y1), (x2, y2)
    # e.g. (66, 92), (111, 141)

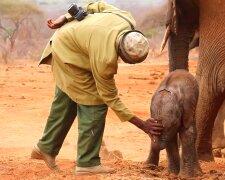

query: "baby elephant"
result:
(146, 70), (201, 177)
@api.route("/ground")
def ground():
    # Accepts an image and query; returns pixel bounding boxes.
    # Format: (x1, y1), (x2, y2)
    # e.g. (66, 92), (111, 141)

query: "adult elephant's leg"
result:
(168, 25), (195, 72)
(195, 80), (224, 161)
(196, 0), (225, 161)
(212, 100), (225, 149)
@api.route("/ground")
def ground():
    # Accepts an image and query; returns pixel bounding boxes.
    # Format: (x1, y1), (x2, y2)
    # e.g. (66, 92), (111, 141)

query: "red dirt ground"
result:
(1, 55), (225, 179)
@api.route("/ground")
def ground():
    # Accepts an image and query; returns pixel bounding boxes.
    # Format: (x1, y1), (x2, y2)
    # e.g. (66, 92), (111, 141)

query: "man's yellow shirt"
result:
(39, 2), (136, 122)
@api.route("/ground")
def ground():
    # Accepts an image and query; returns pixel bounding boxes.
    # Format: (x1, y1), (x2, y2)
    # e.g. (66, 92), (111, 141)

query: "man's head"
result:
(118, 31), (149, 64)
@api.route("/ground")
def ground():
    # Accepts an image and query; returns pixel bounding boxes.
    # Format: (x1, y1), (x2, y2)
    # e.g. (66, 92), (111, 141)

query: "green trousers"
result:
(37, 86), (108, 167)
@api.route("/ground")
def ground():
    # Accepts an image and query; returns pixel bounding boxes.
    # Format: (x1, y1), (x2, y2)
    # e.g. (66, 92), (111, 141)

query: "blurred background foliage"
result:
(0, 0), (166, 63)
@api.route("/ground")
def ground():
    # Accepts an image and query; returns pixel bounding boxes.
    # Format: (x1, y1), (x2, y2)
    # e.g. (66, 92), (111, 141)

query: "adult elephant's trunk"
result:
(167, 0), (199, 72)
(195, 0), (225, 161)
(168, 25), (195, 72)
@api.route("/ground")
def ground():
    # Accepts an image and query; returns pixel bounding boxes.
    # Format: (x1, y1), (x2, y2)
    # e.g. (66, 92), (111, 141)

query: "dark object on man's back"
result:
(68, 4), (88, 21)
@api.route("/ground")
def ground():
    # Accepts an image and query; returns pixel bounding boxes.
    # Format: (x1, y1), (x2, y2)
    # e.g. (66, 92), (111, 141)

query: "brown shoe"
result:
(75, 165), (115, 175)
(31, 145), (58, 170)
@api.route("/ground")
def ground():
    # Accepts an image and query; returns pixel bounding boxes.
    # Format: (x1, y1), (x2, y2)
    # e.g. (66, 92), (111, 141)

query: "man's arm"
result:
(47, 15), (68, 29)
(88, 27), (163, 137)
(47, 2), (118, 29)
(129, 116), (163, 141)
(85, 1), (119, 13)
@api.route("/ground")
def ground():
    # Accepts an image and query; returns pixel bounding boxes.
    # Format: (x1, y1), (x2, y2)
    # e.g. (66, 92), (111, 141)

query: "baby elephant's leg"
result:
(166, 135), (180, 174)
(179, 125), (200, 177)
(145, 145), (160, 166)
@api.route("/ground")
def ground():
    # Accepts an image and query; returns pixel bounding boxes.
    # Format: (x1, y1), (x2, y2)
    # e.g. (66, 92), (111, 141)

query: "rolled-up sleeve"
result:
(64, 2), (116, 22)
(85, 2), (119, 13)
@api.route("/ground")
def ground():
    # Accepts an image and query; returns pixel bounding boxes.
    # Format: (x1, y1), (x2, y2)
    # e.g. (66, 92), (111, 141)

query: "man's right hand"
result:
(129, 116), (163, 141)
(47, 15), (68, 29)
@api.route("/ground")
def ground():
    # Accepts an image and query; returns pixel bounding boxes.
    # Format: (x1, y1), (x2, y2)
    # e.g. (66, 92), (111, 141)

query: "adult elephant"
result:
(164, 0), (225, 161)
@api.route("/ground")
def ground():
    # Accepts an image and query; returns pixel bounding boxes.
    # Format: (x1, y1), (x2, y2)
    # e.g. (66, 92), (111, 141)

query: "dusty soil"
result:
(1, 54), (225, 179)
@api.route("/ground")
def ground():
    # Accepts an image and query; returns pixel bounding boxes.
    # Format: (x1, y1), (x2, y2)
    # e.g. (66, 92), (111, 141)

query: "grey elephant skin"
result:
(195, 0), (225, 161)
(146, 70), (201, 177)
(166, 0), (225, 161)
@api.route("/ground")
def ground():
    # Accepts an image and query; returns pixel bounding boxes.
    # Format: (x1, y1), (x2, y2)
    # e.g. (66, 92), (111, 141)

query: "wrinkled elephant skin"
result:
(195, 0), (225, 161)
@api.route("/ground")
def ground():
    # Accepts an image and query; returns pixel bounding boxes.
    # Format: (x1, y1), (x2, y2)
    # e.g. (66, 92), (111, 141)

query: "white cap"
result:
(119, 31), (149, 64)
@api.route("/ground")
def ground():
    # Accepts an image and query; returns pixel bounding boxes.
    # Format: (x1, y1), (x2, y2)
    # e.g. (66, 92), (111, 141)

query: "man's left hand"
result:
(47, 15), (67, 29)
